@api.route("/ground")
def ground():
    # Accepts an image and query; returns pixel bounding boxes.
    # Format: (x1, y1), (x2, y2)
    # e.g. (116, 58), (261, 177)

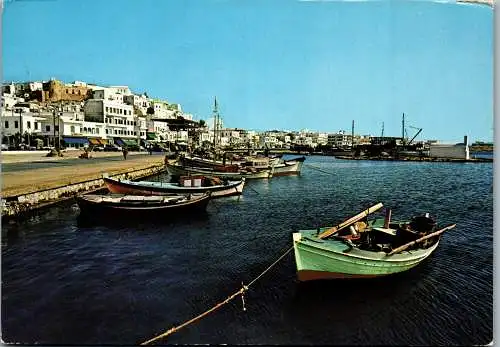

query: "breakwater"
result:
(334, 155), (493, 162)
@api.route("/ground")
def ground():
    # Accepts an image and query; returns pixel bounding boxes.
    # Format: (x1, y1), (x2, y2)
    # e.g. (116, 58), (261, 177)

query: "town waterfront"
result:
(1, 155), (493, 345)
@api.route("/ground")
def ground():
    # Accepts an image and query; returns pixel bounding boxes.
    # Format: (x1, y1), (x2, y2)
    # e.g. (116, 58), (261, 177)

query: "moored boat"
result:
(292, 203), (456, 281)
(178, 155), (241, 172)
(104, 176), (245, 198)
(77, 192), (211, 217)
(166, 162), (273, 179)
(272, 156), (306, 176)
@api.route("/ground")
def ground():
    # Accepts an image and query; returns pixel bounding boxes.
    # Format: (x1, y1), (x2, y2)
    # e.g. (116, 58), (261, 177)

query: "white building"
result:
(152, 101), (177, 119)
(124, 94), (151, 116)
(1, 95), (25, 110)
(1, 111), (44, 138)
(108, 86), (132, 96)
(83, 99), (145, 144)
(328, 131), (352, 147)
(147, 119), (171, 141)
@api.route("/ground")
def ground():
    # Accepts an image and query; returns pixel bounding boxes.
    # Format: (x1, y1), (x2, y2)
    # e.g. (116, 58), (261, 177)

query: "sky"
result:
(1, 0), (494, 143)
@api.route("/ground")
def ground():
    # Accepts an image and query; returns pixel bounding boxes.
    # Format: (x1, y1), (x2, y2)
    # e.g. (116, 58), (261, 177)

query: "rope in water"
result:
(304, 164), (336, 176)
(140, 246), (294, 345)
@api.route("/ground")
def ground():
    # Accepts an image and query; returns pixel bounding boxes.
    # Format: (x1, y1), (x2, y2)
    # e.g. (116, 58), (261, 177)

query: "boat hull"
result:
(77, 193), (210, 218)
(104, 177), (245, 198)
(166, 163), (272, 179)
(293, 229), (439, 281)
(272, 157), (306, 176)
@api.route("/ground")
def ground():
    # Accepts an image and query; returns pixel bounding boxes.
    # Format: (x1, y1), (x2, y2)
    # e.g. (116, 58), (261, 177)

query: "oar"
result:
(318, 202), (384, 239)
(385, 223), (456, 256)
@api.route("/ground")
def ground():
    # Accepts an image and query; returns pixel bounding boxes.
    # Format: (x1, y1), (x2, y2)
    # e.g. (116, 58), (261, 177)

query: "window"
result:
(14, 121), (18, 128)
(4, 121), (8, 128)
(114, 130), (117, 135)
(106, 107), (109, 113)
(96, 128), (99, 134)
(106, 129), (108, 134)
(46, 125), (50, 132)
(119, 109), (122, 115)
(27, 121), (31, 129)
(134, 121), (137, 126)
(71, 125), (75, 133)
(55, 125), (59, 131)
(35, 122), (38, 130)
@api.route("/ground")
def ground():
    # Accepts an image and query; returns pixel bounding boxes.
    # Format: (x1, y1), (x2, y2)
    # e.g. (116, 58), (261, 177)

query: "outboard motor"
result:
(409, 215), (436, 234)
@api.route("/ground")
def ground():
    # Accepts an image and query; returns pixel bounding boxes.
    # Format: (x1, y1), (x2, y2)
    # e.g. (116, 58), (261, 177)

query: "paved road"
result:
(1, 154), (166, 198)
(1, 152), (165, 173)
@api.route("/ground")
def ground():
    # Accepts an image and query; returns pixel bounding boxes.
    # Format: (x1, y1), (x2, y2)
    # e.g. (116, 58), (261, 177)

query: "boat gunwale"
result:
(104, 176), (244, 192)
(78, 192), (210, 210)
(294, 231), (440, 262)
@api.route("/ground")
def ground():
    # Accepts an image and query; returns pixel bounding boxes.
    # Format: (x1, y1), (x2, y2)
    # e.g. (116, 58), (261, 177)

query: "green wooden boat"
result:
(292, 203), (456, 281)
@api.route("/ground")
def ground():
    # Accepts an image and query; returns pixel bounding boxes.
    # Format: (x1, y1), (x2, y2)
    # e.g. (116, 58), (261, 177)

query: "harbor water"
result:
(1, 156), (493, 345)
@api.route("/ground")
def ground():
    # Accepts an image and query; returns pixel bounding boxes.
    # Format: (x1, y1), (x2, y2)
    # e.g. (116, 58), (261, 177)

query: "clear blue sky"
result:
(2, 0), (493, 142)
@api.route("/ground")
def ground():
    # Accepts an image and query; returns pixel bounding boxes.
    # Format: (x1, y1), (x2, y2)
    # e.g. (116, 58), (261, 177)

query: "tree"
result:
(146, 106), (154, 115)
(199, 119), (206, 127)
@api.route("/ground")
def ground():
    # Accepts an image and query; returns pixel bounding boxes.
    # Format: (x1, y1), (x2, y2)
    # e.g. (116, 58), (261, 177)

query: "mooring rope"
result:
(140, 246), (294, 345)
(304, 164), (336, 176)
(246, 185), (261, 195)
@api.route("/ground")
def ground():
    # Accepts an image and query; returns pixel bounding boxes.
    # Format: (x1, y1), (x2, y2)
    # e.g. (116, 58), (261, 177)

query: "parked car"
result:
(104, 144), (121, 152)
(93, 146), (105, 152)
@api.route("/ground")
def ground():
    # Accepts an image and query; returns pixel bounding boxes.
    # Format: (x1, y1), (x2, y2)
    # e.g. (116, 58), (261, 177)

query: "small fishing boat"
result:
(272, 156), (306, 176)
(293, 203), (456, 281)
(104, 176), (245, 198)
(166, 162), (274, 179)
(178, 155), (241, 172)
(77, 192), (211, 217)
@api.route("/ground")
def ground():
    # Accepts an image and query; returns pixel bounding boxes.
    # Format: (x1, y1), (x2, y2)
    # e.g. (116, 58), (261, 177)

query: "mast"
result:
(212, 96), (218, 152)
(381, 122), (384, 138)
(402, 113), (405, 146)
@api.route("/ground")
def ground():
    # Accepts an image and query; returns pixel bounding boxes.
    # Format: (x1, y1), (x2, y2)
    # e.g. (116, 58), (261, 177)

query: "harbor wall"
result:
(1, 163), (166, 219)
(429, 144), (469, 160)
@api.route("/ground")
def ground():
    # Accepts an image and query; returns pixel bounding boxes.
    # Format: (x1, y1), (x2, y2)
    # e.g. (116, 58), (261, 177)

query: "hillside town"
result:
(0, 78), (489, 160)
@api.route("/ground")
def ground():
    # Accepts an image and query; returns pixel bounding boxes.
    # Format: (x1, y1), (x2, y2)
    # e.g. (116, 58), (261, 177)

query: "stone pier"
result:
(1, 153), (168, 219)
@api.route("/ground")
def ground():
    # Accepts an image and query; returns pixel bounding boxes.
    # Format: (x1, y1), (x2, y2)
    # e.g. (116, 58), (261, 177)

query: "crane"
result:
(406, 125), (422, 146)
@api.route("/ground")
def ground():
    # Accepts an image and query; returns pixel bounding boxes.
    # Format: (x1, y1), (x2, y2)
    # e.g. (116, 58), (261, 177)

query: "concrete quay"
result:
(1, 151), (167, 219)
